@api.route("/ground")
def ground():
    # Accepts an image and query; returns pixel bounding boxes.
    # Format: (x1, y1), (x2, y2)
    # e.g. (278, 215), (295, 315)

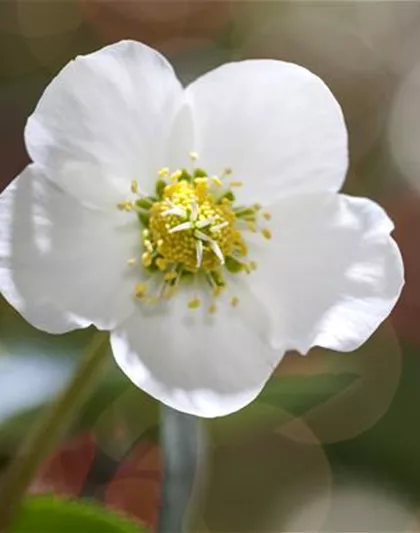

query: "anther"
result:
(189, 151), (199, 161)
(262, 212), (271, 221)
(170, 170), (182, 181)
(117, 201), (133, 212)
(156, 257), (168, 271)
(262, 228), (272, 240)
(158, 167), (170, 177)
(131, 180), (138, 194)
(135, 283), (148, 298)
(213, 286), (224, 298)
(211, 176), (223, 187)
(231, 296), (239, 307)
(142, 252), (152, 267)
(127, 258), (136, 266)
(188, 298), (201, 309)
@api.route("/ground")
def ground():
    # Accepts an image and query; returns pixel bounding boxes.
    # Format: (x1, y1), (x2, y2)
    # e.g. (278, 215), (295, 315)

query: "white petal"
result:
(186, 60), (348, 204)
(111, 281), (284, 418)
(247, 193), (404, 354)
(25, 40), (183, 205)
(0, 165), (142, 334)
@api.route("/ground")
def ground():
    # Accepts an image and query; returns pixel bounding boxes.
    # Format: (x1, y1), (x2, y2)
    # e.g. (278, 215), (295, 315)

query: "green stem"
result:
(158, 405), (205, 533)
(0, 331), (109, 531)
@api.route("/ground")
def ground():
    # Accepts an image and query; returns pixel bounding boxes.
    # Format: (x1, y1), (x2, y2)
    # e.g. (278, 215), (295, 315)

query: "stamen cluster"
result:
(117, 155), (271, 311)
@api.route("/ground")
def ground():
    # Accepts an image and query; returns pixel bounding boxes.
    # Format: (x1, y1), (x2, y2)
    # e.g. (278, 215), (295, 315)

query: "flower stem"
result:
(0, 331), (109, 531)
(158, 405), (206, 533)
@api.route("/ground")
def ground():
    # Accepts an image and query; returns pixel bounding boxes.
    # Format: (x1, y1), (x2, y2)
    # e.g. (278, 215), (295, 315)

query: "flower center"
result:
(117, 153), (271, 311)
(149, 179), (240, 271)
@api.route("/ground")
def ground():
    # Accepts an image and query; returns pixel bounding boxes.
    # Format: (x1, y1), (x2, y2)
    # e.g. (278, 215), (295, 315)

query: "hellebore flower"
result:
(0, 41), (404, 417)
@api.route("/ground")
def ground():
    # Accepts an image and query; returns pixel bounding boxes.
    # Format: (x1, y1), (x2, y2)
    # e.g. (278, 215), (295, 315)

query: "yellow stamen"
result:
(213, 286), (224, 298)
(156, 257), (169, 271)
(117, 201), (133, 212)
(262, 228), (272, 240)
(135, 283), (148, 298)
(236, 240), (248, 257)
(211, 176), (223, 187)
(170, 170), (182, 181)
(188, 298), (201, 309)
(142, 252), (152, 267)
(117, 155), (268, 308)
(158, 167), (170, 177)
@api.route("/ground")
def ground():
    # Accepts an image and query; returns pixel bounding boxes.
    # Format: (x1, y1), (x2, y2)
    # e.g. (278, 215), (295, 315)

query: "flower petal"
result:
(0, 165), (141, 334)
(110, 281), (284, 418)
(186, 60), (348, 204)
(25, 40), (184, 205)
(248, 193), (404, 354)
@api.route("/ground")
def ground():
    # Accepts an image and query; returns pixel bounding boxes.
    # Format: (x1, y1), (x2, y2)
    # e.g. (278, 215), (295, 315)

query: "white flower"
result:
(0, 41), (404, 418)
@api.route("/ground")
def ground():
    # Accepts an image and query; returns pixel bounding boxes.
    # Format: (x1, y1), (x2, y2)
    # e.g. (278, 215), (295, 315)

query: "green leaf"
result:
(13, 496), (146, 533)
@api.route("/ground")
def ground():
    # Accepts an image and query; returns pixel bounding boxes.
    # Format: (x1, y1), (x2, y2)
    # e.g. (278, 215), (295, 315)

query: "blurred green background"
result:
(1, 1), (420, 531)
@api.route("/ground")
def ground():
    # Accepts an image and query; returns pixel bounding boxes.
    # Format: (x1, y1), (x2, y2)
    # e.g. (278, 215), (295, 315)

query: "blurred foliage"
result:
(12, 496), (145, 533)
